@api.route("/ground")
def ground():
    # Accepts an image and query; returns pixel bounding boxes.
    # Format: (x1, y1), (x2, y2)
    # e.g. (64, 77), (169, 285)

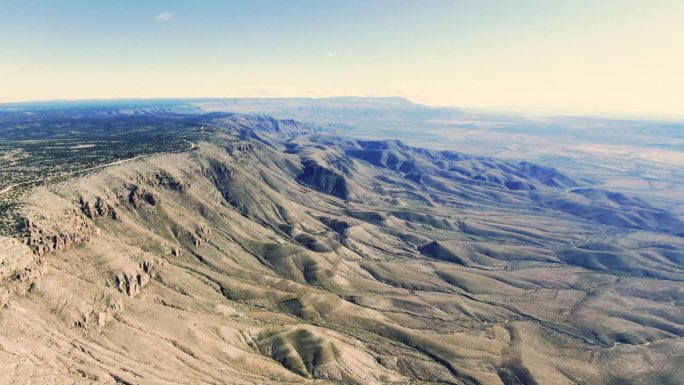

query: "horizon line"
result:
(1, 95), (683, 122)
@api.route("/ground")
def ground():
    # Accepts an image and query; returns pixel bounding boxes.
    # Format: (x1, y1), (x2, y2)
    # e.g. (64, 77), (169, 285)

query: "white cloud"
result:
(155, 12), (173, 21)
(325, 52), (334, 57)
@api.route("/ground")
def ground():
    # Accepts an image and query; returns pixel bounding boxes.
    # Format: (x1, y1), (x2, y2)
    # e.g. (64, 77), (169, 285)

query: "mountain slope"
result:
(0, 112), (683, 385)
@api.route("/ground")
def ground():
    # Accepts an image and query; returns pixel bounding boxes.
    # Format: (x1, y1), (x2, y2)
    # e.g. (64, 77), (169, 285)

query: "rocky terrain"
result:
(0, 108), (683, 385)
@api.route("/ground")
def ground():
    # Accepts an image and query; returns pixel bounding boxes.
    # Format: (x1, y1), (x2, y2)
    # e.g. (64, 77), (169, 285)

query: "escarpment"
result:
(0, 112), (682, 385)
(0, 162), (195, 313)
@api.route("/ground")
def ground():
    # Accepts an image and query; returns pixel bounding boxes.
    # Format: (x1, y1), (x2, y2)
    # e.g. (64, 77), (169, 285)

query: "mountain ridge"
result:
(0, 110), (683, 384)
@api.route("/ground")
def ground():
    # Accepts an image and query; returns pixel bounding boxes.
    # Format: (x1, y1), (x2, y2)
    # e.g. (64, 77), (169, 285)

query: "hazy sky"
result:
(1, 0), (682, 116)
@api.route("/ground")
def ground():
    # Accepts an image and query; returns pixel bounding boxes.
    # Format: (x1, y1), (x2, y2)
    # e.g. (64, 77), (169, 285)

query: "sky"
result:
(0, 0), (682, 116)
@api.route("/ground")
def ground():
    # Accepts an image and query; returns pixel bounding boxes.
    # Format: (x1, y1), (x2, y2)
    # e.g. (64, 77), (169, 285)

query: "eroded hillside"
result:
(1, 113), (683, 385)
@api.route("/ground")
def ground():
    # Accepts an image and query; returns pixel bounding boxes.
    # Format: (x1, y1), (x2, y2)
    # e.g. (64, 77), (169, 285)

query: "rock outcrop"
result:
(20, 213), (100, 257)
(113, 257), (156, 297)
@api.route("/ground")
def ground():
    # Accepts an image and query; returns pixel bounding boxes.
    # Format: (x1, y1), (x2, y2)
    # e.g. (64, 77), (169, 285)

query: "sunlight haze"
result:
(1, 0), (682, 116)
